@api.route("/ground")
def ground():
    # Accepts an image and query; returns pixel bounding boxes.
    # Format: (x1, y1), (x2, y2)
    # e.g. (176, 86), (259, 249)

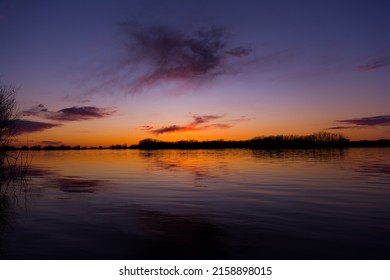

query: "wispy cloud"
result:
(326, 126), (358, 130)
(338, 115), (390, 126)
(149, 114), (231, 135)
(327, 115), (390, 130)
(87, 24), (251, 95)
(225, 46), (251, 57)
(140, 125), (154, 131)
(228, 115), (252, 123)
(357, 57), (390, 71)
(23, 104), (116, 121)
(9, 119), (62, 135)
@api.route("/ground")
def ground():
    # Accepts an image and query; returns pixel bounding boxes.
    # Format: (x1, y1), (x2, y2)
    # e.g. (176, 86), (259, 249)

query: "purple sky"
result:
(1, 0), (390, 145)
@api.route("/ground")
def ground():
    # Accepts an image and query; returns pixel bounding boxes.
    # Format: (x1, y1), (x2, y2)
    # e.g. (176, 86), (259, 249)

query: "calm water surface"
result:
(1, 148), (389, 259)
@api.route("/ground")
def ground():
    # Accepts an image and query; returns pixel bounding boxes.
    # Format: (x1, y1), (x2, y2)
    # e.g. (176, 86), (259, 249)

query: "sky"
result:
(1, 0), (389, 146)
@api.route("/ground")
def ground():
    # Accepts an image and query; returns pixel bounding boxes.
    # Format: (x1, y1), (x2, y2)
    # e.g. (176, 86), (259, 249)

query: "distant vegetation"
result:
(17, 135), (388, 150)
(137, 132), (351, 149)
(135, 133), (389, 149)
(6, 144), (133, 151)
(4, 132), (389, 151)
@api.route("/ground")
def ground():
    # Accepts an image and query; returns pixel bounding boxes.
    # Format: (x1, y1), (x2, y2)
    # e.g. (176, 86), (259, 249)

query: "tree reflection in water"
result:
(0, 152), (29, 258)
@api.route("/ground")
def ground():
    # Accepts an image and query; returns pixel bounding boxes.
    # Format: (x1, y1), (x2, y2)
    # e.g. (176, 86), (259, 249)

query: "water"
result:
(1, 148), (389, 259)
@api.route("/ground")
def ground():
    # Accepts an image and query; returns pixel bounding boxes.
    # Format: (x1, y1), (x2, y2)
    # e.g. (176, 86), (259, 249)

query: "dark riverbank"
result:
(4, 133), (390, 151)
(133, 137), (390, 150)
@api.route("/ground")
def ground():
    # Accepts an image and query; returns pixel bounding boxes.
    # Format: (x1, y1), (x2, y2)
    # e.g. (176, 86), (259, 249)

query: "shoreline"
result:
(4, 139), (390, 151)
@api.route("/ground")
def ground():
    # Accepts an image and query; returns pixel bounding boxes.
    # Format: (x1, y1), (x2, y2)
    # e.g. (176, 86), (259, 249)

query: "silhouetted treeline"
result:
(137, 132), (351, 150)
(3, 132), (390, 151)
(4, 144), (137, 151)
(136, 137), (390, 150)
(349, 139), (390, 147)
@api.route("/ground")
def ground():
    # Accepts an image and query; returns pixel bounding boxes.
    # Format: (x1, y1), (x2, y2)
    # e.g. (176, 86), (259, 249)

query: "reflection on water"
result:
(1, 148), (390, 259)
(251, 148), (347, 162)
(0, 195), (10, 232)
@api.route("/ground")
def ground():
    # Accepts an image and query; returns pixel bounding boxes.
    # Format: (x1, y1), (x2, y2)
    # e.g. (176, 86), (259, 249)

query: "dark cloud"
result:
(190, 115), (221, 125)
(56, 106), (115, 121)
(88, 24), (251, 95)
(326, 126), (357, 130)
(140, 125), (154, 131)
(23, 104), (47, 115)
(23, 104), (116, 121)
(357, 57), (390, 71)
(202, 123), (231, 129)
(328, 115), (390, 130)
(9, 119), (61, 135)
(153, 125), (185, 134)
(150, 114), (231, 135)
(338, 115), (390, 126)
(225, 46), (251, 57)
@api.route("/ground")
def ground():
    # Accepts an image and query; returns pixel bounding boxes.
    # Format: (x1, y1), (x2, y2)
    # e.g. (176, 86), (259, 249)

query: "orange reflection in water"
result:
(3, 148), (389, 259)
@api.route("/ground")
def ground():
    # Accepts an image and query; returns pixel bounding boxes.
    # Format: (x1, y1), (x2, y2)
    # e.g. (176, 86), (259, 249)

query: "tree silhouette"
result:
(0, 84), (17, 152)
(0, 83), (26, 194)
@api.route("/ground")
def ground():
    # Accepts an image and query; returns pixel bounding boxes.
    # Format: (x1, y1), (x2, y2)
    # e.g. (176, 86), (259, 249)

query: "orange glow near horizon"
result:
(12, 121), (390, 147)
(2, 1), (390, 148)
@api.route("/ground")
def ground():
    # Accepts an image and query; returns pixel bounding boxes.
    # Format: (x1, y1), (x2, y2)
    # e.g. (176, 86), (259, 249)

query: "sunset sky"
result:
(1, 0), (389, 146)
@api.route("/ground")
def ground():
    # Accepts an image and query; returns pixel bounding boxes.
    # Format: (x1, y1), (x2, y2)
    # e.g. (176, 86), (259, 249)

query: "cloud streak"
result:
(326, 126), (358, 130)
(23, 104), (116, 121)
(328, 115), (390, 130)
(88, 24), (251, 95)
(148, 114), (231, 135)
(338, 115), (390, 126)
(357, 57), (390, 71)
(9, 119), (62, 135)
(225, 46), (251, 57)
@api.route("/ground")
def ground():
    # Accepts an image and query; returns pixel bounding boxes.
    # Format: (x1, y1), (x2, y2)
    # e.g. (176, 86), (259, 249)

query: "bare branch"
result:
(0, 84), (17, 148)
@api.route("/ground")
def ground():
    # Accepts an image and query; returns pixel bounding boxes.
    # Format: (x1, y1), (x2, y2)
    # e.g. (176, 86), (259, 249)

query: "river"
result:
(1, 148), (389, 259)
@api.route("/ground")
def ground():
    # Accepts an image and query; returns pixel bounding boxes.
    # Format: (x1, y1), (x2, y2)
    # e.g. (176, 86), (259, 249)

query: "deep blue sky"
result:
(1, 0), (389, 145)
